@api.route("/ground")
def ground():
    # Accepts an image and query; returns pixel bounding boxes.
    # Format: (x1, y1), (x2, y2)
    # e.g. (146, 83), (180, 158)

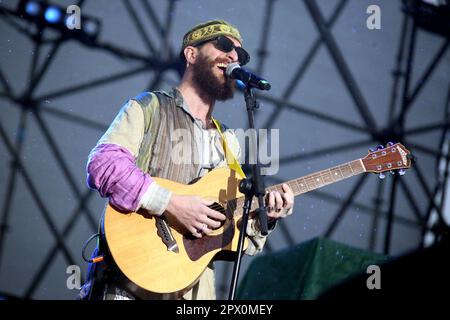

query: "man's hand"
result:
(266, 183), (294, 220)
(165, 194), (226, 238)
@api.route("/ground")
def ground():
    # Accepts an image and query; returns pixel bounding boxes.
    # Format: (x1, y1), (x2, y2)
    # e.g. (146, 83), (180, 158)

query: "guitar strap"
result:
(211, 117), (247, 179)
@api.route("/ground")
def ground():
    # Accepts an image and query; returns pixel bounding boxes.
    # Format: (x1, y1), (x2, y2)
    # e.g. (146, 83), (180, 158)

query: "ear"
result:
(184, 46), (198, 64)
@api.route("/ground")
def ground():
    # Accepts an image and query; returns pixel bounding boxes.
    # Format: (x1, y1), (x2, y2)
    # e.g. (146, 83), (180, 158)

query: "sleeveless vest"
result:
(132, 89), (202, 184)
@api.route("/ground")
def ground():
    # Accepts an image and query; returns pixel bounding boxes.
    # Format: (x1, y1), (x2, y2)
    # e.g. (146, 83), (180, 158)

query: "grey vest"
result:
(131, 90), (201, 184)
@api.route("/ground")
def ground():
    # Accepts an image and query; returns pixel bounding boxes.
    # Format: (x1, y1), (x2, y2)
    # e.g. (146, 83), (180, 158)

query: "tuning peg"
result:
(398, 169), (406, 176)
(369, 147), (377, 153)
(390, 170), (395, 175)
(387, 142), (395, 146)
(379, 173), (386, 180)
(377, 145), (385, 150)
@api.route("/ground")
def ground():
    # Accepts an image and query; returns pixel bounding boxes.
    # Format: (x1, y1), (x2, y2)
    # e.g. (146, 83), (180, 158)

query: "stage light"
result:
(83, 19), (101, 38)
(25, 1), (41, 16)
(17, 1), (102, 42)
(44, 6), (62, 24)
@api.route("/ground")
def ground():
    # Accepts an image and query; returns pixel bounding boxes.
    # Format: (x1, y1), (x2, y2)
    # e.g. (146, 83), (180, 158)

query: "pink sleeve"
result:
(86, 143), (153, 212)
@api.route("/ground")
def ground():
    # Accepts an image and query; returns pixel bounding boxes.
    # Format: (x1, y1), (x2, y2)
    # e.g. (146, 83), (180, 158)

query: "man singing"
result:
(80, 19), (294, 300)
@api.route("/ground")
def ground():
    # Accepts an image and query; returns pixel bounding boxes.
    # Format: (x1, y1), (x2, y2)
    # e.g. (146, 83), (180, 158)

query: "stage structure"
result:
(0, 0), (449, 299)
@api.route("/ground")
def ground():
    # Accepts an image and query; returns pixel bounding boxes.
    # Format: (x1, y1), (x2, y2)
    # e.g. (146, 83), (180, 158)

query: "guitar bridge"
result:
(155, 216), (179, 253)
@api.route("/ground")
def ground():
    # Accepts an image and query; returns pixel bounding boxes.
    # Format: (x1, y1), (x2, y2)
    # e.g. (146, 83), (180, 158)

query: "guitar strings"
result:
(207, 198), (256, 216)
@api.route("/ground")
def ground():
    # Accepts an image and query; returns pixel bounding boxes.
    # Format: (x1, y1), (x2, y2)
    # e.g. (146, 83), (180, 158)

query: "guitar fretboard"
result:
(233, 159), (365, 213)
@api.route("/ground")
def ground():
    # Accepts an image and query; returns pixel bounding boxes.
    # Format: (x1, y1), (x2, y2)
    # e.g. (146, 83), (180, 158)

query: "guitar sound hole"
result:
(208, 202), (227, 228)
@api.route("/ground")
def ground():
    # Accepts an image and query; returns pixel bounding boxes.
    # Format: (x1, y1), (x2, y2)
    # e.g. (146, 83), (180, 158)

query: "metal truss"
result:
(0, 0), (180, 299)
(257, 0), (450, 258)
(0, 0), (449, 299)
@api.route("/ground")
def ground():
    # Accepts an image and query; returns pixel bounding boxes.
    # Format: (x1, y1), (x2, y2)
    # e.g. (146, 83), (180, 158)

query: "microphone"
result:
(226, 62), (271, 91)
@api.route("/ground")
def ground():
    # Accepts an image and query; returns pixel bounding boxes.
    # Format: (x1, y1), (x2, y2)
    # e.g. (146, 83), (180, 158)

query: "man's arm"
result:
(86, 98), (171, 215)
(87, 97), (225, 237)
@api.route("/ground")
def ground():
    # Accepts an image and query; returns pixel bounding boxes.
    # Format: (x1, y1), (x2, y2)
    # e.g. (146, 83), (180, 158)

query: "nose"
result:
(227, 49), (239, 63)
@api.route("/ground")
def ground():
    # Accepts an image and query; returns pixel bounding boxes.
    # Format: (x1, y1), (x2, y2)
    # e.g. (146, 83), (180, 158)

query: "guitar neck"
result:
(268, 159), (366, 196)
(234, 159), (366, 213)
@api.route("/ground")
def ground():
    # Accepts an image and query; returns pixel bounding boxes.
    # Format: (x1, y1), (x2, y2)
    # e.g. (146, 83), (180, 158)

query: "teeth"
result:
(217, 63), (228, 68)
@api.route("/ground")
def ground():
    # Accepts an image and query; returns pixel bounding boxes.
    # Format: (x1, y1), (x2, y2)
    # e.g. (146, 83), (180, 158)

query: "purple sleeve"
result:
(86, 143), (153, 212)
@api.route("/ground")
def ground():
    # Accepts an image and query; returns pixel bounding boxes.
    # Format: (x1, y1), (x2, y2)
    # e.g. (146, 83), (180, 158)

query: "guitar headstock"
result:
(362, 143), (413, 178)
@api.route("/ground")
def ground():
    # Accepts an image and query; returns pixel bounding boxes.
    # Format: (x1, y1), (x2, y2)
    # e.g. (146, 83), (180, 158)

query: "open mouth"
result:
(216, 62), (228, 72)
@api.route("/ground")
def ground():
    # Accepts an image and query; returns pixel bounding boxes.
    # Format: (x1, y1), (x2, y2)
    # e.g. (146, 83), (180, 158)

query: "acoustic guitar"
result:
(103, 143), (412, 296)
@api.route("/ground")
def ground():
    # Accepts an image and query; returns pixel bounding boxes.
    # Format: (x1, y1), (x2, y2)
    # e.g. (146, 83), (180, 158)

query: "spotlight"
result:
(83, 19), (101, 38)
(44, 5), (62, 24)
(16, 0), (102, 43)
(24, 1), (41, 16)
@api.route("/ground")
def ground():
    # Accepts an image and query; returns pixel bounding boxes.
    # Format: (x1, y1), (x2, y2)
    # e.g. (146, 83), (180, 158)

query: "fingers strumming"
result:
(190, 227), (202, 238)
(202, 216), (221, 229)
(205, 207), (226, 221)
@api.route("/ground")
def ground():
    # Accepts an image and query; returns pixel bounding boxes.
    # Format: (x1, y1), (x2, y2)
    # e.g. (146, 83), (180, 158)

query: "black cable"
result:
(81, 233), (102, 263)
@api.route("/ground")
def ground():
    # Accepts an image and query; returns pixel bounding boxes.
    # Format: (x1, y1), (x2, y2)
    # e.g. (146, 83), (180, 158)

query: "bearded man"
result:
(80, 20), (294, 300)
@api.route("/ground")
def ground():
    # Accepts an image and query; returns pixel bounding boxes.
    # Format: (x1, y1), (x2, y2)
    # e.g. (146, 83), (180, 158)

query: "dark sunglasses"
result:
(195, 36), (250, 66)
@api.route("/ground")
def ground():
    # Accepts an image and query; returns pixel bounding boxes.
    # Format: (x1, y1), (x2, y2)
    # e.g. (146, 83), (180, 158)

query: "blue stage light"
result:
(25, 1), (41, 16)
(84, 20), (100, 36)
(44, 6), (62, 24)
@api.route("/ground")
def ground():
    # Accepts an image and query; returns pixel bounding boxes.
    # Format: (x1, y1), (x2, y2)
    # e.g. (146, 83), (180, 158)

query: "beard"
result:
(192, 53), (235, 101)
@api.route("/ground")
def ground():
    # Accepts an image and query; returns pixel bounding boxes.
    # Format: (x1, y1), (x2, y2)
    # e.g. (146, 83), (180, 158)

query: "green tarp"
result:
(237, 237), (389, 300)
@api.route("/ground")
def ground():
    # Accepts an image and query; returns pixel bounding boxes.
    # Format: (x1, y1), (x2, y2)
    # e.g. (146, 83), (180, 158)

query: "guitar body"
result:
(103, 167), (248, 295)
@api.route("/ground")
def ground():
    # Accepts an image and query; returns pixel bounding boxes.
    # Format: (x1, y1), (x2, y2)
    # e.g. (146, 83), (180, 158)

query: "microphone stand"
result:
(228, 86), (268, 300)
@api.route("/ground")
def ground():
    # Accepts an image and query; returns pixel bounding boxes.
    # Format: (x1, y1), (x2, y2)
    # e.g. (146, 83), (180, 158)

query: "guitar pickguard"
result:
(183, 218), (235, 261)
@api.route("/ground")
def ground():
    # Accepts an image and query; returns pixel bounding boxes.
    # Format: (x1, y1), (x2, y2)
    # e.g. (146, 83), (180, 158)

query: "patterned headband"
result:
(182, 20), (243, 50)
